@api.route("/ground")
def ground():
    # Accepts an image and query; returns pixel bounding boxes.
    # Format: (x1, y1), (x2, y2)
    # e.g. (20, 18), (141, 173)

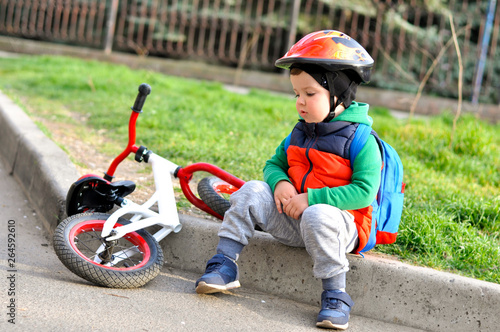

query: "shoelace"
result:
(205, 259), (223, 273)
(324, 298), (344, 310)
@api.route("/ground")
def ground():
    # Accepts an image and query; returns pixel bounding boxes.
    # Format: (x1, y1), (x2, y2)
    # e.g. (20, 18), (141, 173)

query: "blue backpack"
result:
(350, 123), (405, 253)
(283, 123), (405, 253)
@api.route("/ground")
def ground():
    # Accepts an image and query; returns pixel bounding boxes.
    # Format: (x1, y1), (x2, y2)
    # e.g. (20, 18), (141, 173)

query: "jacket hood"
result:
(332, 101), (372, 126)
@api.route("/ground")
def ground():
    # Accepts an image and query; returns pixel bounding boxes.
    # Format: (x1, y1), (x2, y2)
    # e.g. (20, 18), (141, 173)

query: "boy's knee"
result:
(301, 205), (343, 230)
(230, 180), (272, 205)
(302, 204), (333, 219)
(241, 180), (268, 191)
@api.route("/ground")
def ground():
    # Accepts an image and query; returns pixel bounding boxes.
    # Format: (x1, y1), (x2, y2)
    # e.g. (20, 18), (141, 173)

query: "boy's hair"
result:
(290, 67), (328, 89)
(290, 67), (303, 76)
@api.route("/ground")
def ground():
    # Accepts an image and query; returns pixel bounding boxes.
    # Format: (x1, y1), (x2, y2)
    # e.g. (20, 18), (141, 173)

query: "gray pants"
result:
(218, 180), (358, 280)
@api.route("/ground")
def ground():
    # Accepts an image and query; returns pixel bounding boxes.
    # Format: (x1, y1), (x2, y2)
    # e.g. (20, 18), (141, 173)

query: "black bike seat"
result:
(109, 180), (136, 197)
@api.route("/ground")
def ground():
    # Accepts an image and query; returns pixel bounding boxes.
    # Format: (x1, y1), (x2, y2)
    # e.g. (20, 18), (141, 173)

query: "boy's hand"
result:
(283, 193), (309, 219)
(274, 181), (298, 214)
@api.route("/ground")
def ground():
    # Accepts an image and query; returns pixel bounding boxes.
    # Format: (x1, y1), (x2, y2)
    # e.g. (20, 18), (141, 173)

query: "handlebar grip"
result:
(131, 83), (152, 113)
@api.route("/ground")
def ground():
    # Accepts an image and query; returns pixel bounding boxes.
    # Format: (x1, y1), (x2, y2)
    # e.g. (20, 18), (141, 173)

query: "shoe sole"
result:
(195, 280), (241, 294)
(316, 320), (348, 330)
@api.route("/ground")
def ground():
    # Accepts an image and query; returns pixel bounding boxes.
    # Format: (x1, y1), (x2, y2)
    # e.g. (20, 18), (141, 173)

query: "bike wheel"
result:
(197, 176), (238, 217)
(53, 212), (164, 288)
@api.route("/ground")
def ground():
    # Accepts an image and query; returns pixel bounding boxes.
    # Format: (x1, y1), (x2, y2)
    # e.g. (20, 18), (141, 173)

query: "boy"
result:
(195, 30), (381, 330)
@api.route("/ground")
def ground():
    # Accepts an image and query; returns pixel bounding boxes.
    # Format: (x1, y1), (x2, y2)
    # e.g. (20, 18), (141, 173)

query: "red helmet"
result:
(275, 30), (374, 83)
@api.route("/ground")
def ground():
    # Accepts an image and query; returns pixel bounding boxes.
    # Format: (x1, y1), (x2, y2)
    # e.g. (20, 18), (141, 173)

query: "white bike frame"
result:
(101, 153), (182, 242)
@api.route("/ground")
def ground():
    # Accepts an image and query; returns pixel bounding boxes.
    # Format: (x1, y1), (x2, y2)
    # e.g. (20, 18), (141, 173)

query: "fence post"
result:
(281, 0), (301, 75)
(287, 0), (301, 49)
(471, 0), (497, 104)
(104, 0), (120, 54)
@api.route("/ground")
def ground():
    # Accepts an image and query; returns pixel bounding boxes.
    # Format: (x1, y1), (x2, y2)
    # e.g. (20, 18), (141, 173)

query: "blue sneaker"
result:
(195, 254), (240, 294)
(316, 290), (354, 330)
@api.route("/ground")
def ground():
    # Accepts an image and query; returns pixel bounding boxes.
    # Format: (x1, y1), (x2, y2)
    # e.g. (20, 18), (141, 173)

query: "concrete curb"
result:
(1, 91), (499, 332)
(0, 91), (80, 231)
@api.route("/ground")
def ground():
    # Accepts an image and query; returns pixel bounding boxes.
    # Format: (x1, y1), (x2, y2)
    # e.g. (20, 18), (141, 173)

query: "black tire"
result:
(197, 176), (238, 217)
(53, 212), (164, 288)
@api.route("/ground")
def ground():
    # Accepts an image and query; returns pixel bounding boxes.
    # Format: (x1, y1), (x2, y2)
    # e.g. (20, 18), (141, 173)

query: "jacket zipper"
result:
(300, 132), (317, 193)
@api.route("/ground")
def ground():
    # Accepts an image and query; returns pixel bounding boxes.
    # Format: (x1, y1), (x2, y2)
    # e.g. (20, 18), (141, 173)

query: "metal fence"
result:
(0, 0), (499, 104)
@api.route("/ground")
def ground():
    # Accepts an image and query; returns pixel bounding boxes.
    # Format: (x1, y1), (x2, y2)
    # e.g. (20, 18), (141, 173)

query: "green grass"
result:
(0, 55), (498, 284)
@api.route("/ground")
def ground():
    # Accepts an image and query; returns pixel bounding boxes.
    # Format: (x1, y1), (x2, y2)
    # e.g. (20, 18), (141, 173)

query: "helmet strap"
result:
(323, 72), (358, 122)
(326, 72), (338, 120)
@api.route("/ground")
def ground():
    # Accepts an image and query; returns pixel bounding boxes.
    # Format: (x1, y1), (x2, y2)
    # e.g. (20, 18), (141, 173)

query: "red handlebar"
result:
(104, 84), (151, 180)
(104, 111), (141, 180)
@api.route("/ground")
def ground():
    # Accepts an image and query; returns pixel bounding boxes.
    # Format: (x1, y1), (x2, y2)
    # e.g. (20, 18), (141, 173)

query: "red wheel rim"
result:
(69, 220), (151, 270)
(213, 182), (238, 195)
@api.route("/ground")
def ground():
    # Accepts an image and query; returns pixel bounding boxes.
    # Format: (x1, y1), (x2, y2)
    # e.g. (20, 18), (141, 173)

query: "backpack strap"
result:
(284, 132), (292, 156)
(351, 124), (378, 254)
(350, 123), (372, 166)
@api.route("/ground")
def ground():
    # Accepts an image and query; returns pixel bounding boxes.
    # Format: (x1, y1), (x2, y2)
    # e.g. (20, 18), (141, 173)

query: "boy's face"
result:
(290, 71), (331, 123)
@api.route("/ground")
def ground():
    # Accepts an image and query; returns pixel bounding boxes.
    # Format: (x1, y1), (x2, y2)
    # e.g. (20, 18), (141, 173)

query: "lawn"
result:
(0, 55), (498, 284)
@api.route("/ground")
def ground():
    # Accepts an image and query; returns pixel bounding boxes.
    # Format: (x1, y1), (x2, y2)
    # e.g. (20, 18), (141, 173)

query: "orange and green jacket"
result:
(263, 101), (381, 253)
